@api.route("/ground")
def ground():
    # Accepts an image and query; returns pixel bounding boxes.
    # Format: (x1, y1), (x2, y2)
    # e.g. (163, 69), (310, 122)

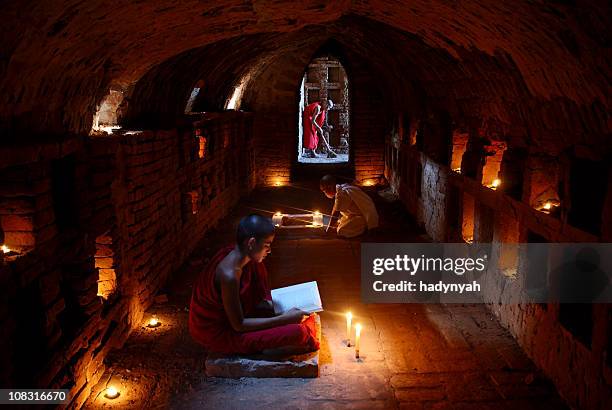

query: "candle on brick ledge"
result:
(104, 386), (120, 399)
(536, 200), (560, 214)
(1, 244), (22, 259)
(488, 178), (501, 190)
(147, 317), (161, 328)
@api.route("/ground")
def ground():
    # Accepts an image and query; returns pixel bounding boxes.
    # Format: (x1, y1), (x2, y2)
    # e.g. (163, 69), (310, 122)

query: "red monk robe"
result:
(302, 102), (326, 150)
(189, 245), (320, 354)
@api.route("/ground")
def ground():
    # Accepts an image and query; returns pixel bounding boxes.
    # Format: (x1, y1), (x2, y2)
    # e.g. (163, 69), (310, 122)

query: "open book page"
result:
(271, 281), (323, 315)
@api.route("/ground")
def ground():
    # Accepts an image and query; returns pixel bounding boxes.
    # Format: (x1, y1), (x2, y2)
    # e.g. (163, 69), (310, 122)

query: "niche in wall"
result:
(567, 158), (607, 236)
(95, 232), (117, 301)
(450, 131), (469, 172)
(560, 303), (593, 349)
(51, 155), (79, 230)
(498, 147), (527, 201)
(481, 141), (506, 188)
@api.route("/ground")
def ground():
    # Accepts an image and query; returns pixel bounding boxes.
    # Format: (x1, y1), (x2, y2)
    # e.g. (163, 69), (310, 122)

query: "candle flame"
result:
(491, 179), (501, 188)
(544, 202), (552, 210)
(356, 323), (362, 332)
(148, 317), (160, 327)
(105, 386), (119, 399)
(313, 210), (321, 215)
(1, 245), (10, 254)
(346, 312), (352, 320)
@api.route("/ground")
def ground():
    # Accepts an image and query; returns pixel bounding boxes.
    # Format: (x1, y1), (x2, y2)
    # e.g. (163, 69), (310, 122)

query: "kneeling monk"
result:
(189, 214), (320, 355)
(320, 175), (379, 238)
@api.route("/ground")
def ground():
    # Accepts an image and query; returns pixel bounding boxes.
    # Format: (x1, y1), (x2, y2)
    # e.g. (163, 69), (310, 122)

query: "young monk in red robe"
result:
(189, 214), (320, 355)
(302, 99), (336, 158)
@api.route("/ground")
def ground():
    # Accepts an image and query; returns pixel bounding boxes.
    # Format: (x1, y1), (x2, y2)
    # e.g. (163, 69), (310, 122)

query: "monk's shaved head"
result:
(320, 174), (336, 190)
(320, 175), (337, 198)
(237, 214), (275, 250)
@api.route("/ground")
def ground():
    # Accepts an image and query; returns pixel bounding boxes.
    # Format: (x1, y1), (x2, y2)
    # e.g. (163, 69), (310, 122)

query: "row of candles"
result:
(272, 211), (324, 227)
(452, 171), (561, 214)
(345, 312), (362, 359)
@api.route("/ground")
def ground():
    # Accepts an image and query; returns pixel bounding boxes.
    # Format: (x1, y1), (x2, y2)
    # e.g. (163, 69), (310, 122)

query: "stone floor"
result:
(83, 183), (568, 409)
(298, 153), (349, 164)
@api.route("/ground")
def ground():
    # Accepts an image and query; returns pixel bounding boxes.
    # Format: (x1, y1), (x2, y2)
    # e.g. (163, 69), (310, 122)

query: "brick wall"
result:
(385, 120), (612, 408)
(0, 111), (255, 407)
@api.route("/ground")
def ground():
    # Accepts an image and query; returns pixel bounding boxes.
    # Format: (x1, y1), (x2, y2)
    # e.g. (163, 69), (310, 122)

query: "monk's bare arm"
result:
(220, 268), (305, 332)
(311, 106), (324, 135)
(326, 203), (338, 232)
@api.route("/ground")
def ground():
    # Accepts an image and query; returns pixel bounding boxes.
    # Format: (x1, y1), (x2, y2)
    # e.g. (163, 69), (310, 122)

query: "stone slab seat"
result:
(204, 314), (321, 378)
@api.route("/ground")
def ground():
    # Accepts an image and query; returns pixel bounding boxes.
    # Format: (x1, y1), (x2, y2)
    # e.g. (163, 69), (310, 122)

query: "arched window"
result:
(298, 56), (349, 164)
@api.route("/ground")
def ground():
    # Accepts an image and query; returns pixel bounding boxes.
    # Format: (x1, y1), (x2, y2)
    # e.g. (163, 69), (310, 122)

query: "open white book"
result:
(271, 281), (323, 315)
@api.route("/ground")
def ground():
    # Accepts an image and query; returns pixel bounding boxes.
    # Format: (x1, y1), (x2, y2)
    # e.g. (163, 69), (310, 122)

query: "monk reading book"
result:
(189, 214), (320, 355)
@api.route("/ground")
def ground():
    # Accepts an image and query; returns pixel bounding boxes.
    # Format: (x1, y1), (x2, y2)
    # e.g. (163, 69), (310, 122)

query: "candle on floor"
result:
(147, 317), (161, 328)
(355, 323), (362, 359)
(104, 386), (120, 399)
(346, 312), (352, 346)
(312, 210), (323, 226)
(272, 212), (283, 227)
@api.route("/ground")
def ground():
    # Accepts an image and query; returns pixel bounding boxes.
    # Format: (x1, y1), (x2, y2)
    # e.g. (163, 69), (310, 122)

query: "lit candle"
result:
(147, 317), (160, 328)
(272, 212), (283, 227)
(543, 202), (552, 210)
(355, 323), (362, 359)
(104, 386), (120, 399)
(491, 179), (501, 189)
(1, 245), (10, 254)
(346, 312), (352, 346)
(312, 211), (323, 226)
